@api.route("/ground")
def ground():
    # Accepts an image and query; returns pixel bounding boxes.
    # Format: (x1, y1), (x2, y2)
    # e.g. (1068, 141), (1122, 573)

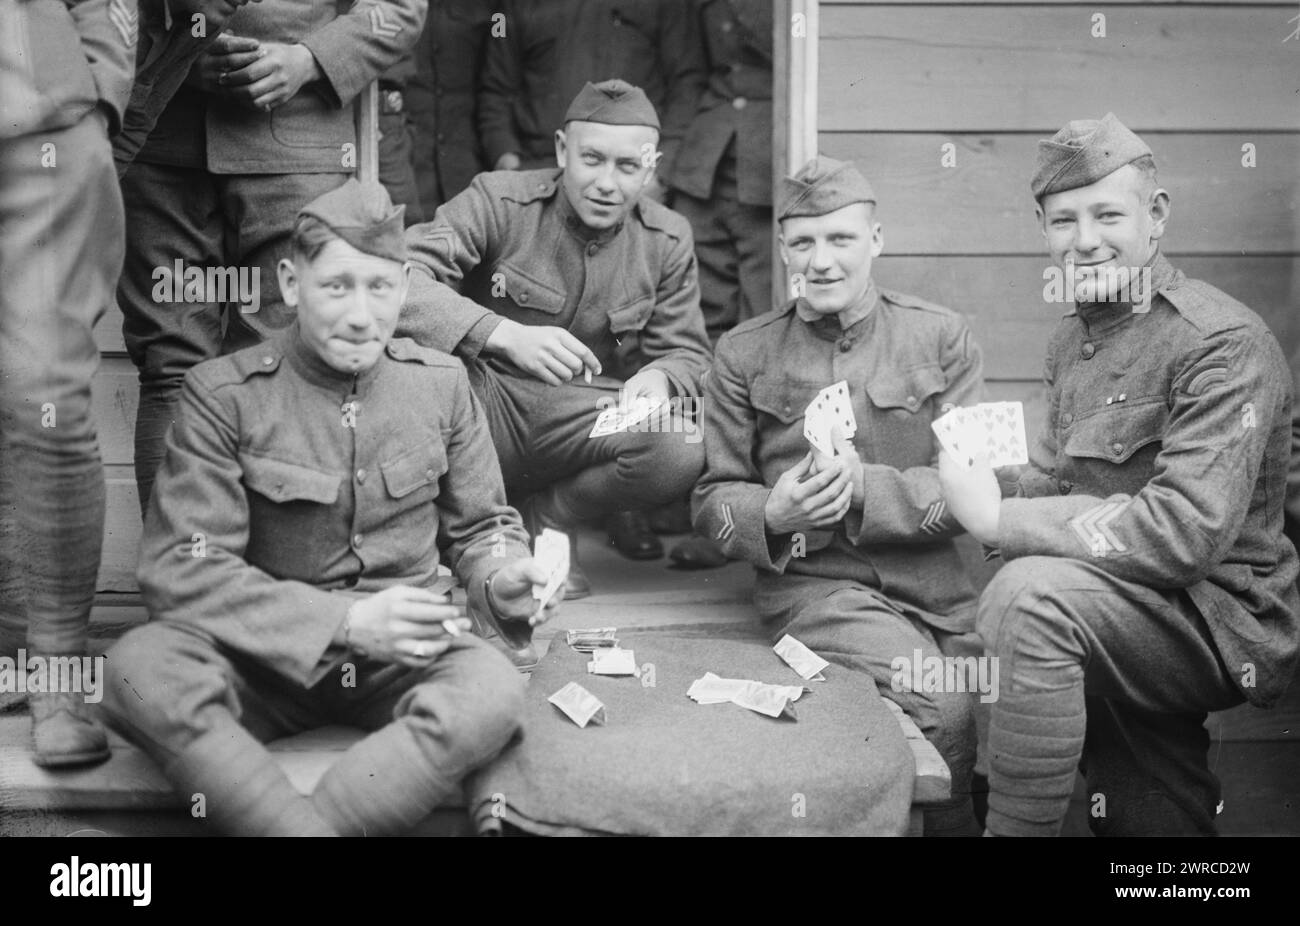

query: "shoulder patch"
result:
(1159, 276), (1260, 338)
(877, 287), (960, 319)
(385, 338), (461, 368)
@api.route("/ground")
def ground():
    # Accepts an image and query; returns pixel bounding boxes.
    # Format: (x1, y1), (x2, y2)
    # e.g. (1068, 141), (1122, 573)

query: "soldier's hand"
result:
(764, 451), (855, 535)
(486, 319), (602, 386)
(187, 33), (263, 95)
(621, 368), (671, 406)
(488, 559), (563, 627)
(222, 42), (322, 112)
(937, 450), (1001, 546)
(811, 425), (865, 505)
(495, 153), (523, 170)
(346, 586), (470, 668)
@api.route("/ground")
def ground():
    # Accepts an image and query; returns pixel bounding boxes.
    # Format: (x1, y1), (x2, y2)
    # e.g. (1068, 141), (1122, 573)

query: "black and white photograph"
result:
(0, 0), (1296, 893)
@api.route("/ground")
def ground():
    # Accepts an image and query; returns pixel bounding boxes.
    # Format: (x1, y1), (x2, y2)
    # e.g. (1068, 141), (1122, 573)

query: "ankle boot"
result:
(607, 510), (663, 560)
(30, 689), (110, 769)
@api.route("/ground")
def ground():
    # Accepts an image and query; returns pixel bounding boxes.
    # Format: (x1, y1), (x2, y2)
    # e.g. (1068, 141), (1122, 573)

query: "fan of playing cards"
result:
(931, 401), (1029, 469)
(803, 380), (857, 456)
(589, 395), (666, 439)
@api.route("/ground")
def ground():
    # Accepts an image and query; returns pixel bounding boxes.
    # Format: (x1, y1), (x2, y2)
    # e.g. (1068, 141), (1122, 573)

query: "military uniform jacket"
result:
(693, 284), (986, 631)
(2, 0), (137, 140)
(999, 255), (1300, 707)
(135, 0), (426, 173)
(668, 0), (772, 207)
(397, 168), (712, 397)
(477, 0), (702, 175)
(137, 326), (532, 688)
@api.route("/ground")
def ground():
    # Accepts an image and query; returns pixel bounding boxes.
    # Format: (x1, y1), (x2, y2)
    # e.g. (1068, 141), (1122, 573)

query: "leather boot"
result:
(30, 688), (111, 769)
(606, 510), (663, 560)
(648, 498), (693, 534)
(519, 489), (591, 600)
(668, 531), (729, 570)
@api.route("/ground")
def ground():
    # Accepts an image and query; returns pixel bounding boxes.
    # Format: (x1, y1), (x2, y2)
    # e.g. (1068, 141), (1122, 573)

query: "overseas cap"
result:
(563, 79), (661, 130)
(298, 179), (407, 262)
(1031, 113), (1152, 200)
(777, 156), (876, 220)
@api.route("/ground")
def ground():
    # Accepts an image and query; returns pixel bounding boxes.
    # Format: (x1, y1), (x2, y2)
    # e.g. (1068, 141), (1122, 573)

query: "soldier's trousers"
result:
(0, 111), (123, 657)
(754, 574), (980, 837)
(101, 620), (526, 836)
(115, 163), (348, 514)
(673, 188), (773, 345)
(977, 556), (1242, 836)
(467, 361), (706, 523)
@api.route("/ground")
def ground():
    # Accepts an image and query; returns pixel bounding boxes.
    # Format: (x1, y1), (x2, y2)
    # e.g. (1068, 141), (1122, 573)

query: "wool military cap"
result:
(563, 79), (661, 130)
(298, 179), (407, 262)
(1031, 113), (1152, 201)
(777, 156), (876, 220)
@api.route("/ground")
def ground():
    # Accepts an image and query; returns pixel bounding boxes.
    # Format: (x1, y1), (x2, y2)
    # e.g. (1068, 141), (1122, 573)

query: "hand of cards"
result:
(687, 672), (809, 720)
(589, 395), (666, 438)
(566, 627), (619, 653)
(531, 528), (569, 621)
(931, 401), (1028, 469)
(803, 380), (857, 456)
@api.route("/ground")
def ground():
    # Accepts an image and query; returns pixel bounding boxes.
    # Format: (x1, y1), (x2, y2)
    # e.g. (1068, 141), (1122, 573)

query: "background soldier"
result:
(0, 0), (136, 766)
(102, 181), (553, 835)
(397, 80), (711, 598)
(116, 0), (426, 514)
(940, 114), (1300, 836)
(406, 0), (495, 217)
(662, 0), (774, 569)
(693, 157), (985, 836)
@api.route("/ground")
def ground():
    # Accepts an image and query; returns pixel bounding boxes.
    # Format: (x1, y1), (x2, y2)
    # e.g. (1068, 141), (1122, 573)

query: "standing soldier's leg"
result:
(377, 105), (425, 226)
(0, 113), (122, 765)
(218, 172), (350, 353)
(117, 163), (225, 515)
(734, 201), (774, 323)
(977, 556), (1241, 836)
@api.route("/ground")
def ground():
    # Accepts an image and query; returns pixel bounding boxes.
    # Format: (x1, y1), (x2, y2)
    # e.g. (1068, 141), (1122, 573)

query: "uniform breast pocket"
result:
(750, 376), (821, 461)
(864, 364), (947, 465)
(495, 262), (566, 317)
(607, 294), (655, 335)
(381, 441), (449, 507)
(242, 454), (342, 507)
(1062, 399), (1169, 494)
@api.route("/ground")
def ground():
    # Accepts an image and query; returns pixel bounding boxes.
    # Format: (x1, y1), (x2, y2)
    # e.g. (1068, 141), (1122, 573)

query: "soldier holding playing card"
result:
(939, 114), (1300, 836)
(693, 156), (986, 836)
(395, 80), (712, 599)
(101, 181), (558, 835)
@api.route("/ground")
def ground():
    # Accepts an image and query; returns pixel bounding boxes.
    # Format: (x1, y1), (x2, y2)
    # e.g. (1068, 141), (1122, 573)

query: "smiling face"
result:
(779, 202), (884, 317)
(555, 120), (661, 231)
(1037, 162), (1170, 301)
(277, 236), (411, 374)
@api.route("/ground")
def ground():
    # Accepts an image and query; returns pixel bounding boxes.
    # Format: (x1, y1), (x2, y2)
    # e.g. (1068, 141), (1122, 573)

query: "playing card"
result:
(773, 634), (830, 681)
(803, 381), (857, 456)
(548, 682), (606, 728)
(531, 528), (569, 608)
(932, 402), (1028, 469)
(589, 396), (666, 438)
(587, 647), (638, 676)
(687, 673), (808, 719)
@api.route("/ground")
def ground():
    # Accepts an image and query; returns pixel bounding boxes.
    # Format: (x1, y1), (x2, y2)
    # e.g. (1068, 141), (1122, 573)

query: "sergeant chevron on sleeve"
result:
(938, 112), (1300, 838)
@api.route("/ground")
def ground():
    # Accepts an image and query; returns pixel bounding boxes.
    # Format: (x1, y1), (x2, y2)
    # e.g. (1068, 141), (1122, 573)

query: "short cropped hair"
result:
(1128, 154), (1159, 204)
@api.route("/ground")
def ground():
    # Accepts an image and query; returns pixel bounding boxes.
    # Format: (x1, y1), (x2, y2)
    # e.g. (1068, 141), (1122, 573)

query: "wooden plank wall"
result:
(815, 0), (1300, 440)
